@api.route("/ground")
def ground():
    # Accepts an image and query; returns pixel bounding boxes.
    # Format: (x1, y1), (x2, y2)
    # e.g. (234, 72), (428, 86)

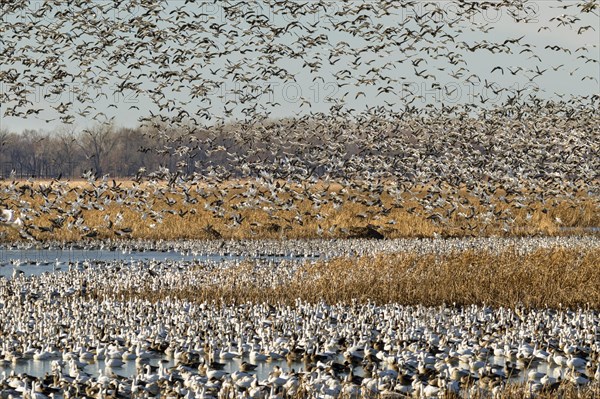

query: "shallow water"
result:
(1, 353), (322, 383)
(1, 349), (571, 387)
(0, 248), (317, 279)
(3, 357), (174, 381)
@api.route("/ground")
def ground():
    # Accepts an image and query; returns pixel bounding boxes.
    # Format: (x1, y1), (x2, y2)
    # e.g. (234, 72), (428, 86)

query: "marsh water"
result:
(0, 247), (318, 279)
(0, 349), (569, 388)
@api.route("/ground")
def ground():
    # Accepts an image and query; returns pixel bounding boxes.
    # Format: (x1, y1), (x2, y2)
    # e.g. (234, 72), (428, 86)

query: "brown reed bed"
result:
(242, 381), (600, 399)
(404, 384), (600, 399)
(93, 246), (600, 309)
(0, 179), (598, 242)
(434, 383), (600, 399)
(493, 384), (600, 399)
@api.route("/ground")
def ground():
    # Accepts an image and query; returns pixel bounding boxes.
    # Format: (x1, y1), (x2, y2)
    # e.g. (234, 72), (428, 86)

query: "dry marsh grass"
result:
(410, 384), (600, 399)
(96, 247), (600, 309)
(284, 382), (600, 398)
(0, 179), (598, 241)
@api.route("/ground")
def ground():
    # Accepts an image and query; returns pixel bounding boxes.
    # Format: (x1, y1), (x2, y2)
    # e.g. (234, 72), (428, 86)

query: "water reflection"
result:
(3, 354), (314, 382)
(1, 351), (572, 388)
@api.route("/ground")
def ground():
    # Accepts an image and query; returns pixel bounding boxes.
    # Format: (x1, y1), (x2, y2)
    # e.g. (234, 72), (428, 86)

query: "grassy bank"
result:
(1, 179), (598, 241)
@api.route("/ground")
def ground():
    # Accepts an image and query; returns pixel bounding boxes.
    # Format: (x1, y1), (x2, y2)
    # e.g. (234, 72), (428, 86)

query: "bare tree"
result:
(15, 129), (50, 178)
(54, 125), (80, 177)
(77, 124), (117, 176)
(0, 128), (9, 148)
(0, 128), (14, 177)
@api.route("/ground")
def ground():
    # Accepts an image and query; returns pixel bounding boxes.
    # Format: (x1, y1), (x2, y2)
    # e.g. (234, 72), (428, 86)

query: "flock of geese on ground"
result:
(0, 240), (599, 399)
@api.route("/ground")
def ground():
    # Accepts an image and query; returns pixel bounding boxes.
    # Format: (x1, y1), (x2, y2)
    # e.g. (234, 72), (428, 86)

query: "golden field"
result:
(0, 179), (598, 241)
(92, 246), (600, 309)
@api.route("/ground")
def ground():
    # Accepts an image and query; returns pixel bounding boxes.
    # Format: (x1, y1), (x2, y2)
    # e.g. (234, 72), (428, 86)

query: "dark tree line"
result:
(0, 125), (168, 179)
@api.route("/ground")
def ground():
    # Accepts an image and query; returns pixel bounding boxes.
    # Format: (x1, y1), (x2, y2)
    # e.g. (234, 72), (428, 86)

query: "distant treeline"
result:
(0, 117), (368, 180)
(0, 125), (167, 179)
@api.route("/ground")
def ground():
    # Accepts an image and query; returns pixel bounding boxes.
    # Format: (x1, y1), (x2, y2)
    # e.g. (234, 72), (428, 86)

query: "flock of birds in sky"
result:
(0, 0), (599, 240)
(0, 2), (599, 398)
(2, 0), (598, 125)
